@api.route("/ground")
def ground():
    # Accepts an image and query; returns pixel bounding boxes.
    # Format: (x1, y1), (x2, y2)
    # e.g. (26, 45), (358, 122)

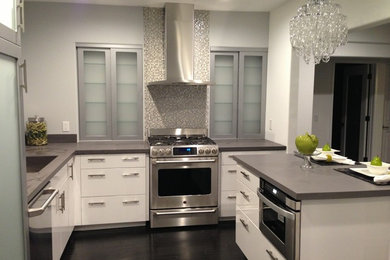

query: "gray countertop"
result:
(215, 139), (286, 152)
(233, 153), (390, 200)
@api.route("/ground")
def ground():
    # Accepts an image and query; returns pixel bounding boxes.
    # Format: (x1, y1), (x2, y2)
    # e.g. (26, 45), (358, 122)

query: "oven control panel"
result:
(150, 146), (219, 157)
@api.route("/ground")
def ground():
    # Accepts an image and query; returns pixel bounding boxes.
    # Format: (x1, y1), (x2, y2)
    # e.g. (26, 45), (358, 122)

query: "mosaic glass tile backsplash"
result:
(143, 8), (210, 137)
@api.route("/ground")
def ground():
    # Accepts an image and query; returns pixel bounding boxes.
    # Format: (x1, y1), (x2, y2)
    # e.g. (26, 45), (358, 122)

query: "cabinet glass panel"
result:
(115, 52), (138, 136)
(213, 55), (234, 135)
(242, 56), (262, 134)
(0, 0), (16, 31)
(83, 51), (107, 136)
(0, 53), (25, 260)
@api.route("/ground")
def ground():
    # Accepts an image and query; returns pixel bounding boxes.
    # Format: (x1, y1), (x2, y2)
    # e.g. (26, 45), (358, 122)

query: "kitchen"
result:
(1, 0), (390, 259)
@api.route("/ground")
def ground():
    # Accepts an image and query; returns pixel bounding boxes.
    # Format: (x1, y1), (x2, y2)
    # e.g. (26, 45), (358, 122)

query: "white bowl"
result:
(364, 162), (390, 175)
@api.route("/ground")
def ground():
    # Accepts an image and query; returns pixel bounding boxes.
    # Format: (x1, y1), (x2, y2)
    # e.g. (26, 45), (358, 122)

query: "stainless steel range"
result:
(148, 128), (219, 228)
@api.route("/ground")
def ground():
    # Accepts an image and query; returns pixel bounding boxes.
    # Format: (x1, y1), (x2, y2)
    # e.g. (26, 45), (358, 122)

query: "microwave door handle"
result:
(257, 189), (295, 220)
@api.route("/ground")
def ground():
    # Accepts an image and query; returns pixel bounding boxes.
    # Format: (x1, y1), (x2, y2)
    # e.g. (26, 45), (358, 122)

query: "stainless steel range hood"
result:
(147, 3), (209, 86)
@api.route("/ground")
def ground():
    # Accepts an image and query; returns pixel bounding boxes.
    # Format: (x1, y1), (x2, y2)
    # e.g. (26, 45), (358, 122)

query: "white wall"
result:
(209, 11), (269, 48)
(22, 2), (144, 135)
(268, 0), (390, 151)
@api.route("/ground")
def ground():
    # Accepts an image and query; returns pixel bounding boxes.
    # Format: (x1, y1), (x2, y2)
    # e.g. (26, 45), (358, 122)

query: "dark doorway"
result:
(331, 63), (374, 162)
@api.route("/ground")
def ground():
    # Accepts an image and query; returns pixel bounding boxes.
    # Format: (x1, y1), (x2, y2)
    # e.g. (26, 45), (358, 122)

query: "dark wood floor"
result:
(62, 221), (246, 260)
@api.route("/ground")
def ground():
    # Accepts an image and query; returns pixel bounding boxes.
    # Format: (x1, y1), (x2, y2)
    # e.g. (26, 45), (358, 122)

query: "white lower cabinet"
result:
(79, 153), (148, 226)
(235, 163), (285, 260)
(220, 150), (284, 217)
(50, 157), (75, 260)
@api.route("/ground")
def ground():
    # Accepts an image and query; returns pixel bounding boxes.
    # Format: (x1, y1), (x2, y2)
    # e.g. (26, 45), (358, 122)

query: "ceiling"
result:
(25, 0), (290, 12)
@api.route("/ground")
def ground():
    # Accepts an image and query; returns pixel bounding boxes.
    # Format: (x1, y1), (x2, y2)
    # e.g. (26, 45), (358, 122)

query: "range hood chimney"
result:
(147, 3), (209, 86)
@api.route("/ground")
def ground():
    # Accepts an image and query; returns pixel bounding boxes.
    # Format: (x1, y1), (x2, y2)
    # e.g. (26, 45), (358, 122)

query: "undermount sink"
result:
(26, 156), (57, 173)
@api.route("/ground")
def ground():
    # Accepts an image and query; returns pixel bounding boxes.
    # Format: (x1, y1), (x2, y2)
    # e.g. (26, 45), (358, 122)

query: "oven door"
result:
(150, 157), (218, 209)
(258, 190), (300, 260)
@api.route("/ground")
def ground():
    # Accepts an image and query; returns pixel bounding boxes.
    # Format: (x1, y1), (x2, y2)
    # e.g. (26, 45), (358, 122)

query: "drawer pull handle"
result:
(240, 190), (249, 200)
(240, 171), (250, 179)
(227, 170), (237, 173)
(239, 218), (248, 229)
(122, 157), (139, 161)
(227, 195), (236, 199)
(266, 249), (278, 260)
(88, 202), (105, 206)
(88, 158), (105, 162)
(122, 200), (139, 204)
(122, 172), (140, 177)
(88, 174), (106, 178)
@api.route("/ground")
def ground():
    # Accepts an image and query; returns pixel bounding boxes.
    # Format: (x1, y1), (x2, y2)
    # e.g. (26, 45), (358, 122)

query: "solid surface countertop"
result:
(233, 153), (390, 200)
(26, 139), (285, 202)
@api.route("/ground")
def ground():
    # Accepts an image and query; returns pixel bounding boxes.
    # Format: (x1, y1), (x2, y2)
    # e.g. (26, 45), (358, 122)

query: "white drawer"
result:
(221, 165), (237, 191)
(236, 180), (259, 209)
(237, 165), (259, 193)
(81, 195), (146, 225)
(222, 151), (282, 165)
(236, 209), (262, 260)
(81, 168), (145, 197)
(80, 154), (145, 169)
(220, 190), (237, 217)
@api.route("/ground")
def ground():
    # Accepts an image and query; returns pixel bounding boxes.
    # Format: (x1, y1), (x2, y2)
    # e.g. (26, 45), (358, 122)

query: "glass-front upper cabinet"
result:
(210, 50), (267, 139)
(77, 46), (143, 140)
(0, 0), (23, 45)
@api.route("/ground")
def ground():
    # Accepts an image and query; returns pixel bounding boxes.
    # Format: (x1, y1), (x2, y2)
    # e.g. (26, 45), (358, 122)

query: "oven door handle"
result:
(257, 189), (295, 220)
(154, 209), (217, 216)
(154, 159), (216, 164)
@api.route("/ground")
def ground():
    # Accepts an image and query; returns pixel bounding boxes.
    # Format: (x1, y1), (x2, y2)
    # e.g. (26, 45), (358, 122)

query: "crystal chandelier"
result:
(289, 0), (348, 64)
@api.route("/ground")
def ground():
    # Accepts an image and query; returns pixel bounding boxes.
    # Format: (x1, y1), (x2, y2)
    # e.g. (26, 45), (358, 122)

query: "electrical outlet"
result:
(62, 121), (70, 132)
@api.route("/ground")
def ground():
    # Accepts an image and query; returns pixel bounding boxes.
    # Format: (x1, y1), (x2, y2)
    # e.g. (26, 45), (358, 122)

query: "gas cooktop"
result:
(148, 128), (218, 158)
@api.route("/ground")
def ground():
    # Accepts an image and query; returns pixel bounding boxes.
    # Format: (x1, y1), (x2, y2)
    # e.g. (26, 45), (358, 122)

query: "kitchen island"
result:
(233, 153), (390, 260)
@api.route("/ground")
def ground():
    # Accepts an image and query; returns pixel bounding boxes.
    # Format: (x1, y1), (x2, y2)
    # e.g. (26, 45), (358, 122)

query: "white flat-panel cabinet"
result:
(220, 150), (284, 218)
(50, 158), (75, 260)
(79, 153), (148, 226)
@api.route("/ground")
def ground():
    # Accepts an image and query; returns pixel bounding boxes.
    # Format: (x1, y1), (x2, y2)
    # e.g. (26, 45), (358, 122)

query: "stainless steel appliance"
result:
(149, 128), (219, 228)
(258, 179), (301, 260)
(28, 185), (58, 260)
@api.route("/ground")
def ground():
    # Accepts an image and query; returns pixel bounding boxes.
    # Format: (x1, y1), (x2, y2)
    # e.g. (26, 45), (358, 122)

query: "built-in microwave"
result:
(257, 179), (301, 260)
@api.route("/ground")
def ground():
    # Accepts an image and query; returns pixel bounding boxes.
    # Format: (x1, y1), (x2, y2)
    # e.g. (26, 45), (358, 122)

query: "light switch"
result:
(62, 121), (70, 132)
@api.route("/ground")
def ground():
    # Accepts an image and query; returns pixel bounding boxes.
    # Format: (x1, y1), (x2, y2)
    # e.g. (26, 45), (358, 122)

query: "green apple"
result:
(322, 143), (331, 151)
(295, 132), (319, 155)
(371, 156), (382, 166)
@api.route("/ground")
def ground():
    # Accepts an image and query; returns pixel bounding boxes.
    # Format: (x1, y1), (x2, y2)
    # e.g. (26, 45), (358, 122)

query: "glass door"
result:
(238, 52), (267, 139)
(111, 49), (143, 139)
(0, 51), (26, 259)
(0, 0), (22, 45)
(210, 52), (238, 138)
(78, 48), (111, 140)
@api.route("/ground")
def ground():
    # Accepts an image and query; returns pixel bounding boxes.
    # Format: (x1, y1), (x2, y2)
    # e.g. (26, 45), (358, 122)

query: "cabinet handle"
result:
(240, 190), (249, 200)
(227, 195), (236, 199)
(227, 169), (237, 173)
(122, 156), (139, 161)
(19, 60), (27, 93)
(240, 171), (250, 179)
(122, 172), (139, 177)
(122, 200), (139, 204)
(17, 0), (25, 32)
(88, 158), (105, 162)
(266, 249), (278, 260)
(239, 218), (248, 229)
(88, 173), (106, 178)
(88, 201), (105, 206)
(67, 162), (74, 180)
(59, 191), (65, 213)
